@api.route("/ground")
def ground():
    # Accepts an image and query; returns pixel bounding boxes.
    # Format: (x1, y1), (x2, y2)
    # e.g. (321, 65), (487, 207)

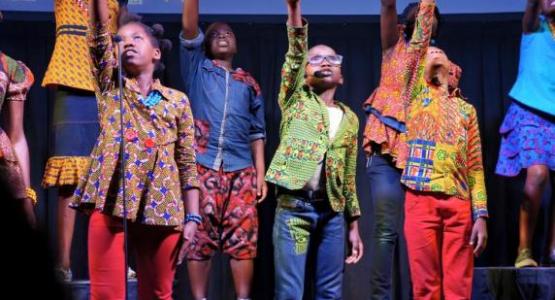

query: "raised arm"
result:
(90, 0), (111, 25)
(182, 0), (200, 39)
(88, 0), (117, 95)
(278, 0), (307, 110)
(380, 0), (400, 52)
(179, 0), (207, 94)
(523, 0), (542, 33)
(402, 0), (436, 106)
(408, 0), (435, 52)
(287, 0), (302, 27)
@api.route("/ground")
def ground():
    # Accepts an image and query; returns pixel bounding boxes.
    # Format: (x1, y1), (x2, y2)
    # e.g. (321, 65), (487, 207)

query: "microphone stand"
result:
(113, 35), (129, 300)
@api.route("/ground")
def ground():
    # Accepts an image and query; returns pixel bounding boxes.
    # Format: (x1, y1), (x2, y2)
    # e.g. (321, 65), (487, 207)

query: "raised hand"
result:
(286, 0), (302, 27)
(182, 0), (200, 39)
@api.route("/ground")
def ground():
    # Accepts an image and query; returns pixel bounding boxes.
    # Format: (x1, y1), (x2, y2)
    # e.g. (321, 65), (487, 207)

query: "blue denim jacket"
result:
(179, 31), (266, 172)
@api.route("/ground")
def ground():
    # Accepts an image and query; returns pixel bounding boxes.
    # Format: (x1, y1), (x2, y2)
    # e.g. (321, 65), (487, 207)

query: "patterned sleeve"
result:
(89, 22), (116, 96)
(6, 58), (35, 102)
(408, 0), (435, 54)
(278, 22), (308, 110)
(466, 105), (488, 220)
(176, 95), (200, 193)
(344, 116), (361, 220)
(404, 0), (435, 106)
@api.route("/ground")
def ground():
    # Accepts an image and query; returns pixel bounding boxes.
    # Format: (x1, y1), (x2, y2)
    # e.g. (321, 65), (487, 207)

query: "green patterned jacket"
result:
(265, 24), (361, 219)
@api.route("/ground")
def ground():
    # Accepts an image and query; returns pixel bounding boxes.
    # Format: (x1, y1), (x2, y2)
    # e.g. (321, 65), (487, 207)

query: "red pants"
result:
(404, 191), (474, 300)
(88, 211), (181, 300)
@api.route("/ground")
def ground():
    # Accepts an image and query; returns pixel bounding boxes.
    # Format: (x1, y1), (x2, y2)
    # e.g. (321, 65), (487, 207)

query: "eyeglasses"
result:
(208, 30), (234, 39)
(307, 55), (343, 66)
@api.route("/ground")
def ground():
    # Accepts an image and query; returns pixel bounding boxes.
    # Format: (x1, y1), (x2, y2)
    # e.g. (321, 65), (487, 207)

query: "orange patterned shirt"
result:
(71, 23), (199, 226)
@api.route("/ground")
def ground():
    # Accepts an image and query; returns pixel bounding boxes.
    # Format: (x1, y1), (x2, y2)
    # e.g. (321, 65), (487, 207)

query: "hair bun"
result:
(151, 24), (164, 38)
(159, 38), (173, 52)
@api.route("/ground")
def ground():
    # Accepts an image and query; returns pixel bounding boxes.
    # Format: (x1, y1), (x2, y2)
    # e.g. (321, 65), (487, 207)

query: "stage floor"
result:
(69, 267), (555, 299)
(473, 267), (555, 300)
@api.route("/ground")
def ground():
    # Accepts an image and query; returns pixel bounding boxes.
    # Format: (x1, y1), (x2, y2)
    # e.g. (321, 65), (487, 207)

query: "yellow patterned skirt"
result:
(42, 156), (91, 188)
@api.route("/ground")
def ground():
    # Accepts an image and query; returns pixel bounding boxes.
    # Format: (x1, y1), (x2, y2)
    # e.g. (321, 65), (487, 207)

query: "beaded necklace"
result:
(138, 90), (163, 108)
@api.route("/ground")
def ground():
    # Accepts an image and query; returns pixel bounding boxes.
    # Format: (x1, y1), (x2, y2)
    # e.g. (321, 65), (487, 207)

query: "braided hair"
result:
(118, 7), (172, 77)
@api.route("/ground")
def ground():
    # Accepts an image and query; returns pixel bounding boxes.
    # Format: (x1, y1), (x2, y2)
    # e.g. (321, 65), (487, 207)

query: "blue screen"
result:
(0, 0), (524, 14)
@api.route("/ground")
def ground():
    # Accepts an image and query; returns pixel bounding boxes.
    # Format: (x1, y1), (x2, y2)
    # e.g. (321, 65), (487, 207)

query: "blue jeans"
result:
(366, 154), (408, 300)
(273, 196), (346, 300)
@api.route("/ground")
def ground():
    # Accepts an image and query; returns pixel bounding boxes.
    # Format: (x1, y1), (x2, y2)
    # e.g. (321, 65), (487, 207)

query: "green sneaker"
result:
(514, 248), (538, 268)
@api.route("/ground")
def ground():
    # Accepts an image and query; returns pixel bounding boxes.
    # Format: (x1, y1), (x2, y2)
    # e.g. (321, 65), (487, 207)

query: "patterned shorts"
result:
(496, 102), (555, 177)
(187, 164), (258, 260)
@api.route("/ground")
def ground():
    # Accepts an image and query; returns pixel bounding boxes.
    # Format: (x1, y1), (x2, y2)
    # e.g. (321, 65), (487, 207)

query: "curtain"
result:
(1, 12), (551, 299)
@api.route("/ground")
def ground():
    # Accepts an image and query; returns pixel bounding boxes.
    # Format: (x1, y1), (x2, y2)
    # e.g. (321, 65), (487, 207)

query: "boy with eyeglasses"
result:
(266, 1), (363, 299)
(179, 1), (267, 299)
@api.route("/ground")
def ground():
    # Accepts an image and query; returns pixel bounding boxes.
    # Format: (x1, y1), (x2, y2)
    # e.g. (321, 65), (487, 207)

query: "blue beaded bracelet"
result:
(185, 213), (202, 225)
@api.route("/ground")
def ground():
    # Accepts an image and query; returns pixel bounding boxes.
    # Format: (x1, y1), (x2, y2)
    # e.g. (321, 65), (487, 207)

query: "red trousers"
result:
(88, 211), (181, 300)
(404, 191), (474, 300)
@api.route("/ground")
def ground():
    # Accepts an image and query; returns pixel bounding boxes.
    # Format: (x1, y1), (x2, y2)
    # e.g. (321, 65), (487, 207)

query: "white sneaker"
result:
(56, 267), (72, 282)
(127, 267), (136, 279)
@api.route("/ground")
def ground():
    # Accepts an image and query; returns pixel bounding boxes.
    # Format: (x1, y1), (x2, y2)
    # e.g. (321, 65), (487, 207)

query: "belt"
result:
(56, 24), (88, 37)
(277, 187), (327, 202)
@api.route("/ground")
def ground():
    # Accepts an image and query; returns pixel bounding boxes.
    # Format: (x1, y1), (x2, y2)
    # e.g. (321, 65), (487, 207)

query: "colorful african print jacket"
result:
(401, 84), (489, 220)
(362, 0), (435, 168)
(71, 23), (199, 227)
(399, 2), (488, 220)
(265, 23), (361, 219)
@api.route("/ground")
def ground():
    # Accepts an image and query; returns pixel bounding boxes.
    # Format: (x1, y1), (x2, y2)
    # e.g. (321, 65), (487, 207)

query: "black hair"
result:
(400, 2), (441, 40)
(203, 22), (235, 60)
(118, 7), (173, 77)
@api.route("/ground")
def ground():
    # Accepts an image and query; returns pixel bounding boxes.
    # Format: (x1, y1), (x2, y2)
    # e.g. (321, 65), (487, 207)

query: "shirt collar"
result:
(124, 78), (173, 100)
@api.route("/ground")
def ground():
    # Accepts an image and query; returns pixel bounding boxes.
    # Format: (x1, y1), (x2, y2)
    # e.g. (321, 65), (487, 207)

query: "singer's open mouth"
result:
(217, 40), (230, 47)
(123, 49), (138, 56)
(319, 69), (333, 76)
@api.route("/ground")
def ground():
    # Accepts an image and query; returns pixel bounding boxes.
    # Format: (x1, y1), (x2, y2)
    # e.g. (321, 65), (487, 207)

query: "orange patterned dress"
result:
(362, 1), (435, 169)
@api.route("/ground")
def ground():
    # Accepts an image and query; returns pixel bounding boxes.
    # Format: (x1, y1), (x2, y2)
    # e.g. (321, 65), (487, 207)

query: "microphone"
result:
(113, 34), (123, 43)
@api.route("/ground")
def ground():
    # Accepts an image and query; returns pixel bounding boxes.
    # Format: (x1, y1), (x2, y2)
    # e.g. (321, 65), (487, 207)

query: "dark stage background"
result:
(1, 12), (553, 299)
